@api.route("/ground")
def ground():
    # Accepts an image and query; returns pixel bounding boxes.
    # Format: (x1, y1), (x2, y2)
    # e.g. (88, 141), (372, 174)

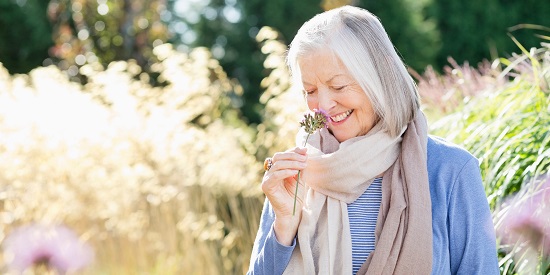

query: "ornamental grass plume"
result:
(3, 223), (94, 274)
(293, 109), (330, 215)
(495, 175), (550, 274)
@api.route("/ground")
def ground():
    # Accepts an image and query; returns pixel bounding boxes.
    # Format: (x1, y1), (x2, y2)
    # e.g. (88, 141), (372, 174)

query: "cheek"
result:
(306, 97), (317, 110)
(359, 107), (377, 129)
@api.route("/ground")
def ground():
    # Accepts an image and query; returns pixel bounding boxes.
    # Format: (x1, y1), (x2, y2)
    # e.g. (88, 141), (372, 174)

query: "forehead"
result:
(298, 49), (350, 84)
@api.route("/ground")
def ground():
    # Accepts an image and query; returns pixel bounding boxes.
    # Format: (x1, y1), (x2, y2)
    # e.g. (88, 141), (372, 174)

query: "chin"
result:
(334, 133), (351, 143)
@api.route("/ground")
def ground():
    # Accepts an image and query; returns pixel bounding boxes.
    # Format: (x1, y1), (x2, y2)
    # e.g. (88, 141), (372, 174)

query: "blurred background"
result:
(0, 0), (549, 274)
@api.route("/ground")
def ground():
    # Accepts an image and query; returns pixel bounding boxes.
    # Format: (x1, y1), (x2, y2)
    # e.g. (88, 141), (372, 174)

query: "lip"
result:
(330, 110), (353, 126)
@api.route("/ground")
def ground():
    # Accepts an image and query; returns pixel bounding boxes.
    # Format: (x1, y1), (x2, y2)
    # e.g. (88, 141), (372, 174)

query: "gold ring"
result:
(264, 157), (273, 171)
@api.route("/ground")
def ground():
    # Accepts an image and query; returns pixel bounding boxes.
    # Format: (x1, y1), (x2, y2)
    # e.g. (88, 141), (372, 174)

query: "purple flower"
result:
(299, 108), (330, 134)
(3, 223), (94, 273)
(313, 108), (330, 128)
(496, 175), (550, 258)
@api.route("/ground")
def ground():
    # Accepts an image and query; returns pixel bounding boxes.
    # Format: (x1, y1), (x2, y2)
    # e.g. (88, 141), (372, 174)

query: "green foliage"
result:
(43, 0), (170, 83)
(412, 58), (506, 121)
(356, 0), (441, 72)
(173, 0), (323, 124)
(429, 45), (550, 209)
(0, 0), (53, 73)
(428, 0), (550, 69)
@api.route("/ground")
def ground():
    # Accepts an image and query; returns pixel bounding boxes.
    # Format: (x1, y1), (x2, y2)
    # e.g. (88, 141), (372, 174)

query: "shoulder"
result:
(427, 135), (479, 175)
(426, 135), (483, 205)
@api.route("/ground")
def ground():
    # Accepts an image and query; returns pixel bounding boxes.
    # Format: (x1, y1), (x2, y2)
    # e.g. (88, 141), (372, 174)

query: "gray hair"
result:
(287, 5), (419, 138)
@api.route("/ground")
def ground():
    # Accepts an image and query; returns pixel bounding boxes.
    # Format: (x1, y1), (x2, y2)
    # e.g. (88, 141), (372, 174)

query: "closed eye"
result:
(333, 86), (346, 91)
(304, 89), (316, 95)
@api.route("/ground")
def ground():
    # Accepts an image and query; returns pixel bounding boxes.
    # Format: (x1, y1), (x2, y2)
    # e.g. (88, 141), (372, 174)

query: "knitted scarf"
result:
(283, 112), (432, 274)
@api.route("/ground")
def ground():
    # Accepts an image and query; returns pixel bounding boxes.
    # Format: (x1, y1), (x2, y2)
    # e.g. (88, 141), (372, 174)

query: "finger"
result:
(288, 146), (308, 156)
(262, 170), (299, 190)
(272, 150), (307, 163)
(294, 146), (307, 155)
(264, 168), (300, 181)
(270, 159), (306, 171)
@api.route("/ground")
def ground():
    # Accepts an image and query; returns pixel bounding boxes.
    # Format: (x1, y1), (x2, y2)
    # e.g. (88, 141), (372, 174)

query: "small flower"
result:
(299, 108), (330, 134)
(3, 223), (94, 273)
(293, 109), (330, 215)
(495, 175), (550, 273)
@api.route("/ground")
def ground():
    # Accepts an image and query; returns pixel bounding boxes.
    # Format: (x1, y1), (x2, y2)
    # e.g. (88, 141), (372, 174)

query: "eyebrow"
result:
(303, 74), (346, 86)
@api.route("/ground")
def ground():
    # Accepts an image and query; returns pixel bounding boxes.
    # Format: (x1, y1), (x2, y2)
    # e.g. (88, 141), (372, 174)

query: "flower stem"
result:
(293, 134), (310, 216)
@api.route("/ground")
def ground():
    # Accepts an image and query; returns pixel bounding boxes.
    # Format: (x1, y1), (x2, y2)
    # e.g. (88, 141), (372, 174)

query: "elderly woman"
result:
(248, 6), (499, 275)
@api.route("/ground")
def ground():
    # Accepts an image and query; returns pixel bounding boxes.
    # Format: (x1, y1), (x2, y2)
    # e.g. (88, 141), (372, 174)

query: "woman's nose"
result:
(318, 88), (336, 111)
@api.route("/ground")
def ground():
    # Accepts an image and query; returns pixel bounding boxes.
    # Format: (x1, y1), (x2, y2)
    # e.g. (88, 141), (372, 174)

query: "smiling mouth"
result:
(331, 110), (353, 122)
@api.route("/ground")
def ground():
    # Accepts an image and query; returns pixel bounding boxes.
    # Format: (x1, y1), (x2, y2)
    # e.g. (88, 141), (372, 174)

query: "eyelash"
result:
(333, 86), (346, 91)
(304, 86), (346, 95)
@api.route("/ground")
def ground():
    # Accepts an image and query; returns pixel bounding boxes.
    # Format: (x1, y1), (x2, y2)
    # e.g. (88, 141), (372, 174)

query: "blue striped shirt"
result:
(347, 177), (382, 275)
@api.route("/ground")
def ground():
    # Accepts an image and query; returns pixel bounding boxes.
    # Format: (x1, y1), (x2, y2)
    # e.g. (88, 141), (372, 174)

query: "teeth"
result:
(331, 110), (353, 122)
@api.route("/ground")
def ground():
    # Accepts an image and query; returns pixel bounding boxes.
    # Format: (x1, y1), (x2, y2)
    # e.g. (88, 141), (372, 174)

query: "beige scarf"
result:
(283, 112), (432, 275)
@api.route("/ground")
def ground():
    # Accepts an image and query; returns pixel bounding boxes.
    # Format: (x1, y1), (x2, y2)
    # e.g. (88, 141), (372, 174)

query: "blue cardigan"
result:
(248, 136), (500, 275)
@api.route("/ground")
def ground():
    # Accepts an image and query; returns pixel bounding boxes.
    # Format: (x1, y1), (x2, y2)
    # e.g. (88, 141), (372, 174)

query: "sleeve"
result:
(247, 198), (296, 275)
(448, 157), (500, 275)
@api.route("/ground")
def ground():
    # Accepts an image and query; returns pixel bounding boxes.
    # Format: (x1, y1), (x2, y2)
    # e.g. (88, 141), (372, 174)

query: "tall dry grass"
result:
(0, 44), (265, 274)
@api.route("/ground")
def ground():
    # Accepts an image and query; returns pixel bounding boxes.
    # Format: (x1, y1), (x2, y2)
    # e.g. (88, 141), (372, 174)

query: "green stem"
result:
(293, 134), (310, 215)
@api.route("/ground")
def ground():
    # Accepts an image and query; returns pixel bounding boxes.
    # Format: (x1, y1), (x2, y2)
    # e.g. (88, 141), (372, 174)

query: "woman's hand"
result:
(261, 147), (307, 245)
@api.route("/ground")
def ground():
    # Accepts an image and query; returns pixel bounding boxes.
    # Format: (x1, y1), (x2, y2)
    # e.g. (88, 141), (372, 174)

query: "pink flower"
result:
(3, 223), (94, 273)
(496, 175), (550, 257)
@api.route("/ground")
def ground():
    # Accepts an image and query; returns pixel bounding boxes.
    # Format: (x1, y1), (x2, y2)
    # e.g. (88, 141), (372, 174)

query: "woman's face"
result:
(299, 49), (378, 143)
